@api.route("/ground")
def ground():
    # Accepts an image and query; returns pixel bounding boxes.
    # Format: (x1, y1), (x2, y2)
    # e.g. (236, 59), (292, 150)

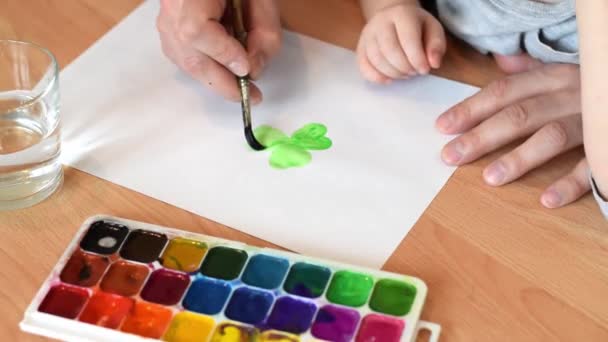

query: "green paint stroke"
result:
(254, 123), (332, 169)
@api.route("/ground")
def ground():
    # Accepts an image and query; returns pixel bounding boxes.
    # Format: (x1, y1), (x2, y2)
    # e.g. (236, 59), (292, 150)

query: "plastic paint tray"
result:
(20, 215), (441, 341)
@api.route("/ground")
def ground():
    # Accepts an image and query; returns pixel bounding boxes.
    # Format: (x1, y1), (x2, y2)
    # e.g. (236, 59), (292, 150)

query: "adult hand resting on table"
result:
(156, 0), (281, 104)
(435, 63), (588, 209)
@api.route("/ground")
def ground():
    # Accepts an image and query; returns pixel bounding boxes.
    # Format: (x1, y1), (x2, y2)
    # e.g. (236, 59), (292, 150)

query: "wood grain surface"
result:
(1, 1), (607, 341)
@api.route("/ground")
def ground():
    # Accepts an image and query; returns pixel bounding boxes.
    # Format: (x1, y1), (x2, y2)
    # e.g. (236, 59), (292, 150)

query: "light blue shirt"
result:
(436, 0), (579, 64)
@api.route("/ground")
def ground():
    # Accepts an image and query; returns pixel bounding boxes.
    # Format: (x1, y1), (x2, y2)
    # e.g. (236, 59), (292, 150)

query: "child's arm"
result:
(576, 1), (608, 202)
(357, 0), (446, 83)
(360, 0), (418, 19)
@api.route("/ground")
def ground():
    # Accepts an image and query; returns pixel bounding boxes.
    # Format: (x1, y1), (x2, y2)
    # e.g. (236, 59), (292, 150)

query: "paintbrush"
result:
(231, 0), (265, 151)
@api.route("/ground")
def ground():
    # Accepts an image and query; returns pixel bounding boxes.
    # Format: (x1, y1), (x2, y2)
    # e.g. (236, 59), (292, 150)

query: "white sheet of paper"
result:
(60, 0), (478, 268)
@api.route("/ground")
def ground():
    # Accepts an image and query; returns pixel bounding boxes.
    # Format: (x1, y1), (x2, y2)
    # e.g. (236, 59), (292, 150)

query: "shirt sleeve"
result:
(591, 176), (608, 219)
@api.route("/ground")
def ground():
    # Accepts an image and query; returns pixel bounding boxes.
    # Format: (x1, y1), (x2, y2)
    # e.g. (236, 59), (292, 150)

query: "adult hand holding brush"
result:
(156, 0), (282, 105)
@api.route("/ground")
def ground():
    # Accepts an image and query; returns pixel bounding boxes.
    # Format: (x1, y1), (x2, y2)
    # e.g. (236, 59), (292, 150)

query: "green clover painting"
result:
(253, 123), (332, 169)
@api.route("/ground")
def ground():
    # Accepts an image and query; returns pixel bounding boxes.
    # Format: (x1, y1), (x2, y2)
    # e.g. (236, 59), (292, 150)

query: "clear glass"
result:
(0, 40), (62, 210)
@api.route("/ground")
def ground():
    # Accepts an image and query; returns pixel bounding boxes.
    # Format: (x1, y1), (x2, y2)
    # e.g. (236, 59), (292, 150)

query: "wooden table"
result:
(2, 1), (607, 341)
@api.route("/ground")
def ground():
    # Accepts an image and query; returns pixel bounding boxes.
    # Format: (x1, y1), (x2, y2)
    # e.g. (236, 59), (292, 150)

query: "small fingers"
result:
(394, 14), (430, 74)
(367, 36), (406, 79)
(356, 35), (393, 84)
(541, 158), (591, 208)
(422, 16), (446, 69)
(483, 115), (583, 186)
(377, 23), (415, 77)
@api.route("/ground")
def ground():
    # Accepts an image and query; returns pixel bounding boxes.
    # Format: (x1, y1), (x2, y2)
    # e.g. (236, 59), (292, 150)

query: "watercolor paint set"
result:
(20, 215), (440, 341)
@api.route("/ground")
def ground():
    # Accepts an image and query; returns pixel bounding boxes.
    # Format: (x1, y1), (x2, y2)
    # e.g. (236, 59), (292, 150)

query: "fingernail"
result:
(484, 161), (506, 186)
(436, 112), (453, 132)
(541, 188), (562, 208)
(419, 66), (430, 74)
(442, 142), (464, 165)
(431, 50), (442, 68)
(228, 61), (247, 77)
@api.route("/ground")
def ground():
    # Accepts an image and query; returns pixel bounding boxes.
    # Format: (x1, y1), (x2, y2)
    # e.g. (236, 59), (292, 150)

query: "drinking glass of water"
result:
(0, 40), (62, 210)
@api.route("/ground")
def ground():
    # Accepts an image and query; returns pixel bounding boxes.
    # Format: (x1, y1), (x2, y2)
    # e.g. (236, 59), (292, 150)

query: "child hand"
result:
(357, 3), (446, 84)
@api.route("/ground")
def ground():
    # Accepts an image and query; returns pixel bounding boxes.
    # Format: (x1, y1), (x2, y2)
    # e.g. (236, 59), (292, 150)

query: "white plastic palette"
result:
(20, 215), (441, 341)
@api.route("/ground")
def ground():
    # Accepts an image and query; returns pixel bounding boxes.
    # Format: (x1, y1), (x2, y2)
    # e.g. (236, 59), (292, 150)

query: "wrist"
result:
(360, 0), (420, 20)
